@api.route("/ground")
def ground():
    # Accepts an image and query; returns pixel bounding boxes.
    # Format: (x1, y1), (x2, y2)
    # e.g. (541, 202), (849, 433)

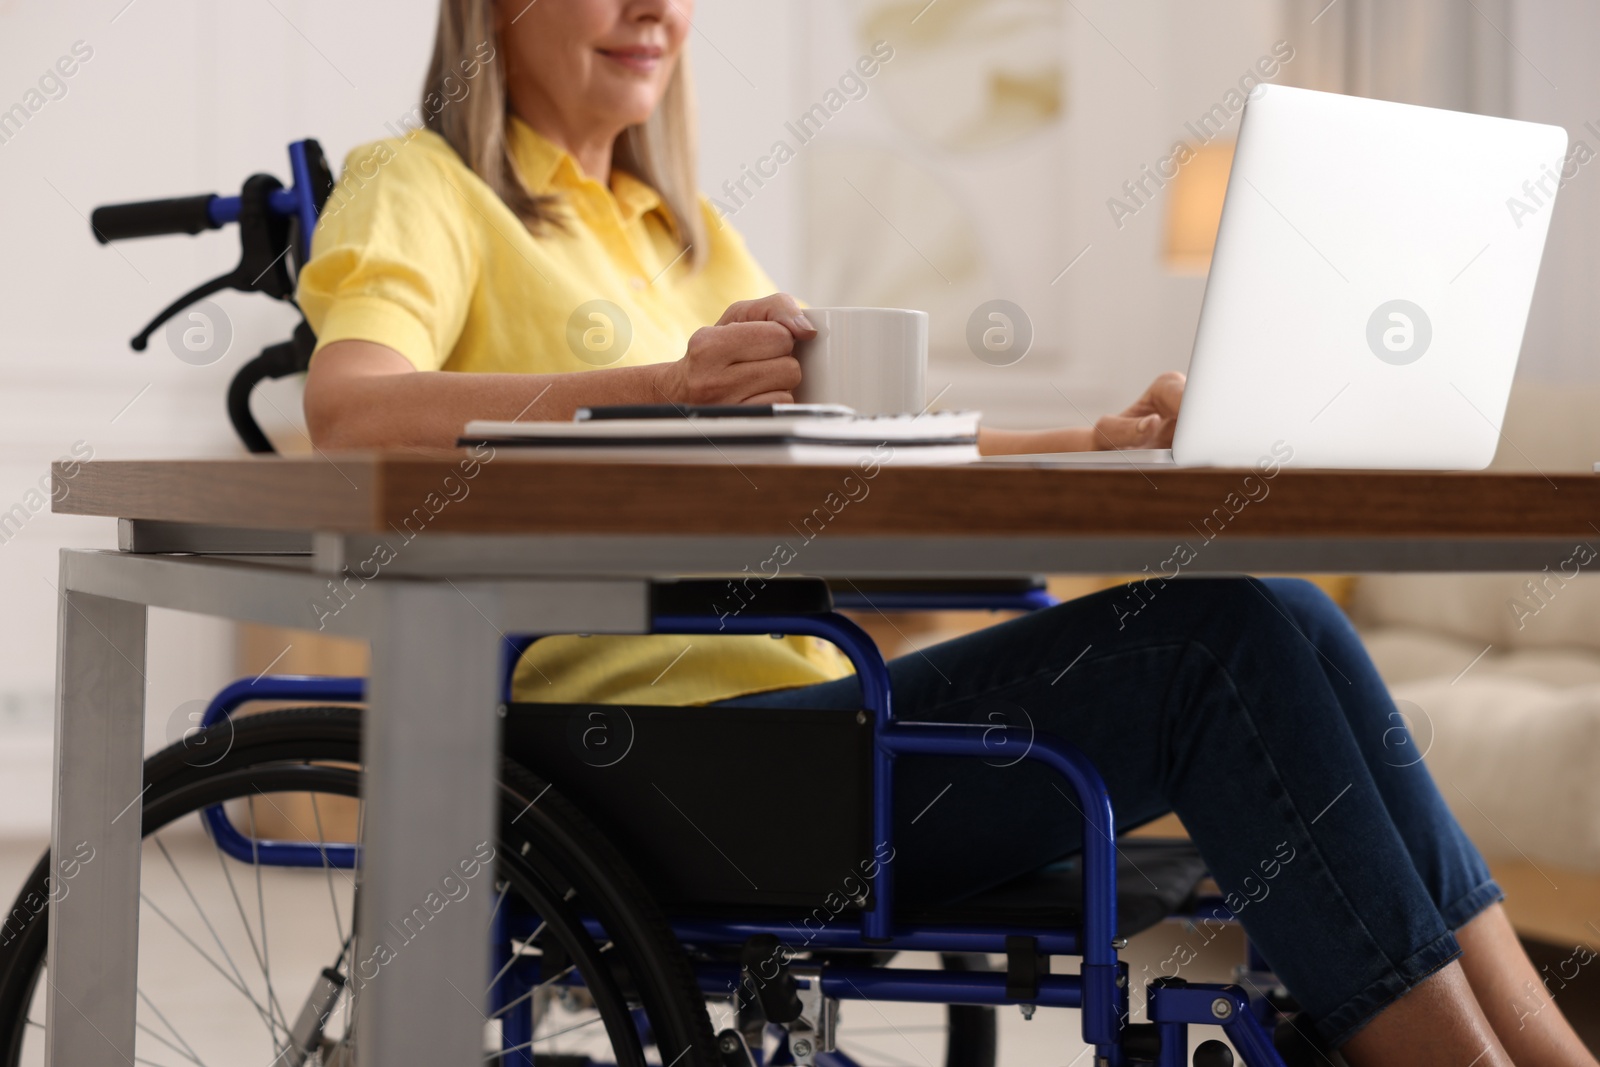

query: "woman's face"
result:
(500, 0), (691, 140)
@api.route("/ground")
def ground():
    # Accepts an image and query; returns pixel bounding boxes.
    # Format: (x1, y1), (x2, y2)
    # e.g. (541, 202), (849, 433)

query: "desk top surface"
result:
(49, 453), (1600, 540)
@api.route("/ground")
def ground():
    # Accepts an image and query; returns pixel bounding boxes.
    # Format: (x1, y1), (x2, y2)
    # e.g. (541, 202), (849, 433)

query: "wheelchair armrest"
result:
(648, 577), (834, 619)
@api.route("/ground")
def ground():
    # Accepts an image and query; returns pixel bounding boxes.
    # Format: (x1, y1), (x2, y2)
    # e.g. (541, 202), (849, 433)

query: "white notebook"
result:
(976, 448), (1178, 468)
(460, 410), (982, 466)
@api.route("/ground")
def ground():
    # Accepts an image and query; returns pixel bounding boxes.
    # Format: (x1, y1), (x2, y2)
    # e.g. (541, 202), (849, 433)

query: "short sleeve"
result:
(296, 136), (481, 372)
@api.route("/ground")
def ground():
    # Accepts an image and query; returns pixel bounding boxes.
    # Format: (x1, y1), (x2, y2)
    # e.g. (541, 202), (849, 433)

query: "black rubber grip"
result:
(90, 194), (218, 243)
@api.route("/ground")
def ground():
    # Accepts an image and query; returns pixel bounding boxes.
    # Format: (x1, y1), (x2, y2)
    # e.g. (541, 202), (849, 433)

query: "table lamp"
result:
(1163, 141), (1236, 275)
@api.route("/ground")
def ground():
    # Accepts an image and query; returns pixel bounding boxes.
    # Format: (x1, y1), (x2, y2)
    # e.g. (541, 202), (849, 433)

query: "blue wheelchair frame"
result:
(195, 139), (324, 261)
(194, 591), (1290, 1067)
(102, 139), (1292, 1067)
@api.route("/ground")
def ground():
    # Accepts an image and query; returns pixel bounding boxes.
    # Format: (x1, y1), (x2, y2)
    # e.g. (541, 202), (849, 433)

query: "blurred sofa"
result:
(1351, 573), (1600, 875)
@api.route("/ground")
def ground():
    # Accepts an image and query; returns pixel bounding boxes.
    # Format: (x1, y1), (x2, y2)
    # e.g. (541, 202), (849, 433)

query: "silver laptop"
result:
(1015, 84), (1567, 470)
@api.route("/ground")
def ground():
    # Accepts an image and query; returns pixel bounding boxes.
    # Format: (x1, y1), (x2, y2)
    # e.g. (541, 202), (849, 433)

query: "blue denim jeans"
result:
(720, 577), (1501, 1047)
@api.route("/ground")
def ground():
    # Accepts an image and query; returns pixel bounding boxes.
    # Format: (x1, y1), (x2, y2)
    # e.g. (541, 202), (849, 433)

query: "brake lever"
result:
(130, 172), (297, 352)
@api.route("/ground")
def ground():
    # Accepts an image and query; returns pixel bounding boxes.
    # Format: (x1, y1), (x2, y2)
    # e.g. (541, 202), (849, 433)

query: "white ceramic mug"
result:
(792, 308), (928, 416)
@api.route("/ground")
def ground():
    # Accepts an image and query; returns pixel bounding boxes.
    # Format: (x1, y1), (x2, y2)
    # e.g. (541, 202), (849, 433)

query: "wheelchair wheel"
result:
(937, 954), (998, 1067)
(0, 705), (717, 1067)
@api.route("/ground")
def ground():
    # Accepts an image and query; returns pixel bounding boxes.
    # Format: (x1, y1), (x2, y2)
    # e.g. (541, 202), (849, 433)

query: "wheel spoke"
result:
(136, 1018), (210, 1067)
(250, 786), (357, 898)
(486, 878), (511, 932)
(151, 834), (277, 1044)
(245, 796), (291, 1040)
(835, 1040), (928, 1067)
(488, 962), (576, 1022)
(211, 799), (289, 1043)
(489, 1012), (608, 1059)
(533, 1012), (609, 1043)
(307, 789), (350, 946)
(485, 918), (543, 997)
(137, 986), (210, 1067)
(138, 891), (284, 1034)
(10, 734), (677, 1067)
(345, 787), (369, 1040)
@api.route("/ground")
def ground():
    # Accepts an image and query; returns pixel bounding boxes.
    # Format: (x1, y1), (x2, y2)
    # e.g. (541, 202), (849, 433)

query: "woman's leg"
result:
(1341, 961), (1512, 1067)
(1454, 905), (1598, 1067)
(1262, 580), (1598, 1065)
(1258, 579), (1502, 937)
(729, 577), (1504, 1052)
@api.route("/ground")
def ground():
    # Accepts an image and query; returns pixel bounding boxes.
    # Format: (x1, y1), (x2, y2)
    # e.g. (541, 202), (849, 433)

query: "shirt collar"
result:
(508, 115), (667, 228)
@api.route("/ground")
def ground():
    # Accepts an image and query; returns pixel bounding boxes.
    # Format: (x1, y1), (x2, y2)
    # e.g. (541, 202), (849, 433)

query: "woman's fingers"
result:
(723, 354), (801, 401)
(743, 390), (797, 405)
(1091, 371), (1186, 449)
(1144, 370), (1186, 419)
(720, 320), (800, 360)
(1118, 371), (1187, 419)
(678, 323), (801, 404)
(1094, 413), (1164, 449)
(717, 293), (816, 337)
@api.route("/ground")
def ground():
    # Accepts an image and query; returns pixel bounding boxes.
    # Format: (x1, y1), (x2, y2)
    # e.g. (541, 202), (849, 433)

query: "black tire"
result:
(0, 705), (718, 1067)
(939, 954), (998, 1067)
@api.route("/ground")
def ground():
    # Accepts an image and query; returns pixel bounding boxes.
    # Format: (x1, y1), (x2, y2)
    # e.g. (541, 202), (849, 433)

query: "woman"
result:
(296, 2), (1596, 1063)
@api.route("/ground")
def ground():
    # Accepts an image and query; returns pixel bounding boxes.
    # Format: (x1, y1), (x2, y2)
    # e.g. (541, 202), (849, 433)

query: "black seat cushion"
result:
(905, 838), (1209, 938)
(504, 702), (1207, 938)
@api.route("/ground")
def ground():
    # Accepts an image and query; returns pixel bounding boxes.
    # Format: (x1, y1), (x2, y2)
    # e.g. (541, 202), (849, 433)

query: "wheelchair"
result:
(0, 141), (1310, 1067)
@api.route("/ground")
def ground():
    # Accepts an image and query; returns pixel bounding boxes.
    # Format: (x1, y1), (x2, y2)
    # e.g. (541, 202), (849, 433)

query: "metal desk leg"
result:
(46, 578), (147, 1066)
(355, 581), (503, 1065)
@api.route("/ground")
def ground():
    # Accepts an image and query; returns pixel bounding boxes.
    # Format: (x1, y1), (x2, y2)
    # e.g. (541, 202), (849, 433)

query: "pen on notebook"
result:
(575, 403), (857, 421)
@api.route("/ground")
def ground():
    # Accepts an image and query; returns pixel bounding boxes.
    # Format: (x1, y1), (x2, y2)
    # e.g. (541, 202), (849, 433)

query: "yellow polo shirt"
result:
(298, 118), (854, 705)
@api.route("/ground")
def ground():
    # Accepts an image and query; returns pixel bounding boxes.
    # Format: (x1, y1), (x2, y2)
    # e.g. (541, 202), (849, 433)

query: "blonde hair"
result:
(423, 0), (707, 269)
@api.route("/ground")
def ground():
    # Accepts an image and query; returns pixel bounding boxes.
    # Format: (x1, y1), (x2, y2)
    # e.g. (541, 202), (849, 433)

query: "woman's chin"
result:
(596, 95), (667, 131)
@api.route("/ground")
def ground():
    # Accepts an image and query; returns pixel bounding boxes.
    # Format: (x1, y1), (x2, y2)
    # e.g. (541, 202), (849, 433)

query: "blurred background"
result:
(4, 0), (1600, 1053)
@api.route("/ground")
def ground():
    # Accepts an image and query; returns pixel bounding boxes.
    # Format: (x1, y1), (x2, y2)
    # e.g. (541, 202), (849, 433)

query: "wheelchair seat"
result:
(906, 838), (1210, 938)
(502, 702), (1209, 940)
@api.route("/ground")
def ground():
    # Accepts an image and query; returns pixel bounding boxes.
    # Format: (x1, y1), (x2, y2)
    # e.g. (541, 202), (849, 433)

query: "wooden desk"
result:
(45, 454), (1600, 1066)
(58, 452), (1600, 576)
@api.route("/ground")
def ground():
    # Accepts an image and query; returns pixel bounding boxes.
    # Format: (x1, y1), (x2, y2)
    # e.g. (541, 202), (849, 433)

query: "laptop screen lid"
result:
(1171, 84), (1569, 469)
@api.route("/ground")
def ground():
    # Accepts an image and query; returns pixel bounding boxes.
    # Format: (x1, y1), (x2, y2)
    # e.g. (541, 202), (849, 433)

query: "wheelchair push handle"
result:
(91, 194), (224, 243)
(89, 139), (336, 453)
(90, 187), (309, 243)
(90, 140), (330, 247)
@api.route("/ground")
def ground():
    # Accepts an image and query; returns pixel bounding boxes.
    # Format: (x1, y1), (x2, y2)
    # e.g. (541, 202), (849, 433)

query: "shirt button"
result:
(630, 276), (647, 291)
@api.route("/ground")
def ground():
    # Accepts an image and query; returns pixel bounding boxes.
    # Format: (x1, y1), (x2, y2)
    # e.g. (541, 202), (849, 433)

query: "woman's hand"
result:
(653, 294), (817, 406)
(1089, 370), (1186, 449)
(976, 371), (1187, 456)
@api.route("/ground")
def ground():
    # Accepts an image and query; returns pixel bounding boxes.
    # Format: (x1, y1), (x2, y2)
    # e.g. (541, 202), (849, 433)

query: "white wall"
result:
(1511, 0), (1600, 384)
(0, 0), (440, 836)
(692, 0), (808, 291)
